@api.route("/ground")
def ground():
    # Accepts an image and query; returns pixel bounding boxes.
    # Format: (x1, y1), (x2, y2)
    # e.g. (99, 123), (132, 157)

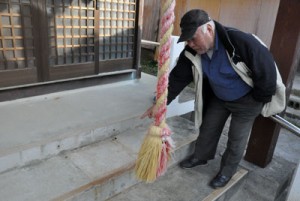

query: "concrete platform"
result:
(0, 72), (299, 201)
(108, 156), (248, 201)
(0, 72), (201, 201)
(106, 72), (300, 201)
(108, 125), (299, 201)
(0, 73), (157, 173)
(0, 115), (197, 201)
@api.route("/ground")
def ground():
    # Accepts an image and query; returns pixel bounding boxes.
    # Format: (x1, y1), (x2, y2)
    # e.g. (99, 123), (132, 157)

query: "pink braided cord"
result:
(154, 0), (176, 177)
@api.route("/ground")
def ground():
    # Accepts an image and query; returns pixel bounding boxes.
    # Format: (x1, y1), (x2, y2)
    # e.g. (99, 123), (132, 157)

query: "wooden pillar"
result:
(134, 0), (144, 79)
(32, 0), (50, 82)
(245, 0), (300, 167)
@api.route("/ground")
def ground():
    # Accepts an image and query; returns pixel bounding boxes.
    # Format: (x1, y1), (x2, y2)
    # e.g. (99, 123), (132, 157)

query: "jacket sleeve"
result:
(230, 31), (277, 103)
(167, 50), (194, 105)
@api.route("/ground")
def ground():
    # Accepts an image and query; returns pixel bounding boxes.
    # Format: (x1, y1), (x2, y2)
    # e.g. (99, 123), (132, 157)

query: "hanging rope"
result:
(135, 0), (176, 182)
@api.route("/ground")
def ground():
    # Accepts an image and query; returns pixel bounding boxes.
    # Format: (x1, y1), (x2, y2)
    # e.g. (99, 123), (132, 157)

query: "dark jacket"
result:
(167, 21), (277, 105)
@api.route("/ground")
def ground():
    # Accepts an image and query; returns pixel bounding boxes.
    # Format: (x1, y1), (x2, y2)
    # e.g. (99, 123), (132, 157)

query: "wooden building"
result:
(0, 0), (298, 104)
(0, 0), (299, 181)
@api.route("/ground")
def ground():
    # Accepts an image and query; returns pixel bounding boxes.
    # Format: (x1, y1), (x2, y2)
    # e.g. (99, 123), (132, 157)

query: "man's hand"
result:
(140, 105), (155, 119)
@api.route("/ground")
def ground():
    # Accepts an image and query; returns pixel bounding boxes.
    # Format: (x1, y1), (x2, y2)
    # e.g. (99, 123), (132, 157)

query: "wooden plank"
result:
(78, 0), (83, 63)
(32, 0), (50, 81)
(0, 68), (38, 87)
(0, 0), (9, 69)
(99, 58), (133, 73)
(94, 7), (100, 74)
(70, 2), (75, 63)
(134, 0), (143, 78)
(49, 62), (95, 80)
(256, 0), (280, 48)
(172, 0), (277, 41)
(120, 0), (125, 58)
(62, 1), (67, 64)
(9, 0), (17, 69)
(202, 168), (248, 201)
(0, 70), (134, 102)
(173, 0), (221, 36)
(49, 58), (133, 80)
(219, 0), (261, 33)
(188, 0), (221, 20)
(115, 0), (122, 58)
(142, 0), (161, 46)
(20, 3), (29, 67)
(173, 0), (188, 36)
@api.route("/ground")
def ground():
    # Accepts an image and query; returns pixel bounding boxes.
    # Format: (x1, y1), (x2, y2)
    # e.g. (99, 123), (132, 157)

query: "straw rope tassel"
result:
(135, 0), (176, 182)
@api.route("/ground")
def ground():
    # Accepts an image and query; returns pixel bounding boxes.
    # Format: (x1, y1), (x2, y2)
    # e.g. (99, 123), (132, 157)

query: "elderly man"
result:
(142, 9), (283, 188)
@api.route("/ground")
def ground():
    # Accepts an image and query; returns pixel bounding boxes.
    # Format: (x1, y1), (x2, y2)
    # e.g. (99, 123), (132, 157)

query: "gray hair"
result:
(201, 20), (215, 34)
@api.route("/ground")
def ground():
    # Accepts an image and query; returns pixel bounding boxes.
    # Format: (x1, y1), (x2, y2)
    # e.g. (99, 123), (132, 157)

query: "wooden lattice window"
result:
(47, 0), (96, 66)
(98, 0), (136, 60)
(0, 0), (35, 70)
(0, 0), (140, 88)
(47, 0), (136, 66)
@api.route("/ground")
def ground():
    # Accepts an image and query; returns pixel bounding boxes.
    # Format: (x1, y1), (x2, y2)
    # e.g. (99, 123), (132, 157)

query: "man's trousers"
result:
(194, 93), (263, 177)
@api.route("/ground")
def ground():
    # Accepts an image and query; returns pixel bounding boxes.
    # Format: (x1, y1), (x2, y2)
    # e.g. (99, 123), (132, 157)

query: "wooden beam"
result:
(245, 0), (300, 167)
(32, 0), (50, 81)
(141, 39), (160, 46)
(133, 0), (144, 79)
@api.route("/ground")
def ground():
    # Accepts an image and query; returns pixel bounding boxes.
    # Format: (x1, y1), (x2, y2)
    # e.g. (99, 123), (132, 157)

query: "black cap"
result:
(178, 9), (211, 43)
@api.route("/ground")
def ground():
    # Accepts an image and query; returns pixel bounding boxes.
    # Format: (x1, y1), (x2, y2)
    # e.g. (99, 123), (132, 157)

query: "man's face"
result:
(186, 24), (213, 55)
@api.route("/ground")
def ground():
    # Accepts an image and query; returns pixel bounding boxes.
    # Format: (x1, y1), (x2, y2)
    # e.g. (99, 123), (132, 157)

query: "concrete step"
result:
(107, 118), (248, 201)
(0, 116), (198, 201)
(108, 153), (248, 201)
(230, 157), (296, 201)
(0, 73), (157, 174)
(107, 138), (296, 201)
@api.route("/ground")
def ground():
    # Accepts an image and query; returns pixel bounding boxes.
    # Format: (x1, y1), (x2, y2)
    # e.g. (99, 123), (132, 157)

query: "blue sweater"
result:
(201, 32), (251, 101)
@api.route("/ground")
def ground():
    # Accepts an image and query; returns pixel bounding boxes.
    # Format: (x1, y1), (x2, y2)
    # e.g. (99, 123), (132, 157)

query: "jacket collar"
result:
(184, 45), (197, 56)
(214, 21), (235, 57)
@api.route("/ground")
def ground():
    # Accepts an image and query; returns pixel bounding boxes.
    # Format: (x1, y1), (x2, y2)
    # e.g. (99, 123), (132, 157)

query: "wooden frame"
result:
(0, 0), (38, 87)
